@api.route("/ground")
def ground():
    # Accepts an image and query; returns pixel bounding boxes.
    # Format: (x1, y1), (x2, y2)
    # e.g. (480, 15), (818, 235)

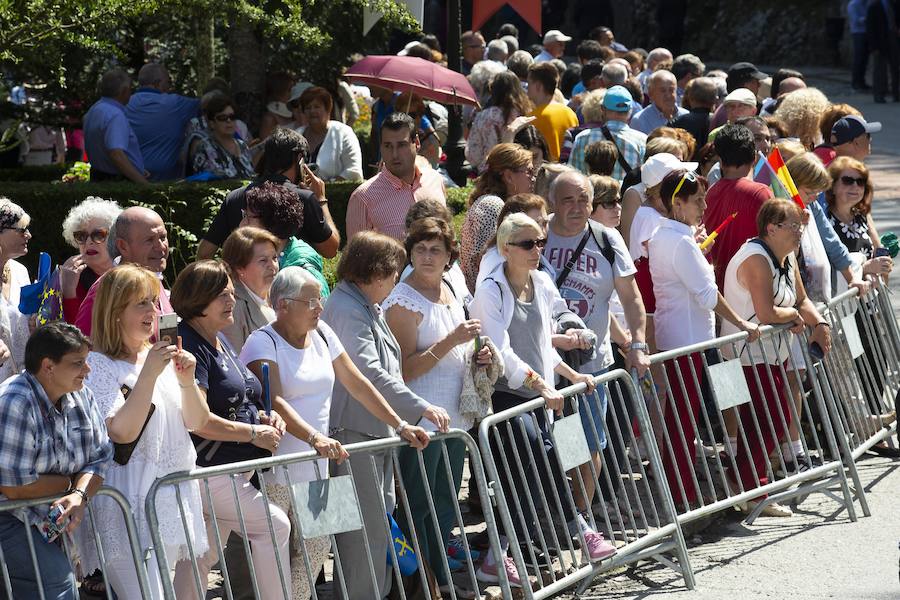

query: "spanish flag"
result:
(767, 148), (805, 208)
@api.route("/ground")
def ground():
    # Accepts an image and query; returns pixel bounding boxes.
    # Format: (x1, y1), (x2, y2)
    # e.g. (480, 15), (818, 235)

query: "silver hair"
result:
(672, 53), (705, 79)
(506, 50), (534, 79)
(486, 39), (509, 62)
(269, 266), (321, 309)
(467, 60), (506, 96)
(501, 35), (519, 54)
(548, 169), (594, 207)
(601, 63), (628, 86)
(62, 197), (123, 248)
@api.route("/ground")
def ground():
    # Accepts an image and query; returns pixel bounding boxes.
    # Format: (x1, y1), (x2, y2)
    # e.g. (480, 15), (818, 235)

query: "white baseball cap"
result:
(724, 88), (758, 107)
(641, 153), (699, 187)
(543, 30), (572, 44)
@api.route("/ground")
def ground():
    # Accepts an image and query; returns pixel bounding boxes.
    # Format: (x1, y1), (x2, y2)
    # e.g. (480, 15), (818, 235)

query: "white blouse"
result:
(296, 121), (363, 181)
(649, 218), (718, 350)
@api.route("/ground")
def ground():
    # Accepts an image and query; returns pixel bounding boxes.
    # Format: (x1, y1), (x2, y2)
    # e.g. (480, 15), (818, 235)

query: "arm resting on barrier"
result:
(714, 292), (760, 341)
(0, 474), (70, 501)
(739, 255), (801, 325)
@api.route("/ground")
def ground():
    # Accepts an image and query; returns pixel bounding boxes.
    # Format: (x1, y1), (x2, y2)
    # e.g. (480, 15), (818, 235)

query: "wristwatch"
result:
(629, 342), (649, 353)
(249, 424), (257, 442)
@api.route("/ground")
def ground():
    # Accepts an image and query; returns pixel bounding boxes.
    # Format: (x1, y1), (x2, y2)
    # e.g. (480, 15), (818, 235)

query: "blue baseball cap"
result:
(603, 86), (632, 113)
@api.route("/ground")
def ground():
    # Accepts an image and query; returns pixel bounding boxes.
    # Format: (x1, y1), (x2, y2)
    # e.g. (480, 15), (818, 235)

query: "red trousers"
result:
(661, 353), (706, 506)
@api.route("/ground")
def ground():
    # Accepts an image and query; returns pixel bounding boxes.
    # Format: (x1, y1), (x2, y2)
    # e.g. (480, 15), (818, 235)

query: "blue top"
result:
(126, 88), (200, 181)
(629, 102), (689, 134)
(812, 192), (852, 271)
(83, 97), (145, 176)
(848, 0), (868, 33)
(0, 372), (112, 528)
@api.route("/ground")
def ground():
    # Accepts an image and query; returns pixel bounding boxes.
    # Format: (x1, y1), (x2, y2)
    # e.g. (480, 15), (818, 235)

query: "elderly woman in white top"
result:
(721, 198), (831, 517)
(0, 199), (30, 378)
(295, 86), (363, 181)
(649, 169), (758, 509)
(384, 217), (492, 594)
(78, 264), (210, 598)
(240, 265), (431, 599)
(470, 213), (615, 588)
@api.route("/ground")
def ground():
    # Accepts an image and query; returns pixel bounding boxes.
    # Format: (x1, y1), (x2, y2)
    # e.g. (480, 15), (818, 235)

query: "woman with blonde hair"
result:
(77, 264), (210, 598)
(460, 143), (536, 292)
(773, 87), (831, 149)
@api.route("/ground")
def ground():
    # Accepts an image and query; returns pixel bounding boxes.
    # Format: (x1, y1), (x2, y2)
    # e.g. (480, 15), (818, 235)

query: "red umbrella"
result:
(345, 55), (479, 107)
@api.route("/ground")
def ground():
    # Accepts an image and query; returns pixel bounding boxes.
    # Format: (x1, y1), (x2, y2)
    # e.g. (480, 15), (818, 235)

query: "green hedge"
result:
(5, 176), (472, 286)
(0, 164), (70, 182)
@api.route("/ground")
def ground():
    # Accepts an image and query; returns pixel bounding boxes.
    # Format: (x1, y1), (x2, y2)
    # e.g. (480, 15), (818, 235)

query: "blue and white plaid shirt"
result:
(568, 121), (647, 183)
(0, 372), (112, 528)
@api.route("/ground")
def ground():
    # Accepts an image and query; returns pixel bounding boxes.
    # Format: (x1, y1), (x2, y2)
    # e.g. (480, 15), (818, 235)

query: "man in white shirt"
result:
(542, 169), (650, 512)
(534, 30), (572, 63)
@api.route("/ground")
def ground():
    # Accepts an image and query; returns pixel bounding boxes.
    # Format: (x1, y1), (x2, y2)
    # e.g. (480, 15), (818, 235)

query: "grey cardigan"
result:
(322, 281), (429, 438)
(222, 280), (276, 353)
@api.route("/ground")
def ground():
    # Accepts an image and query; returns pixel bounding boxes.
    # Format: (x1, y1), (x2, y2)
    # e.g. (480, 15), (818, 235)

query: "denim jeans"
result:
(0, 512), (77, 600)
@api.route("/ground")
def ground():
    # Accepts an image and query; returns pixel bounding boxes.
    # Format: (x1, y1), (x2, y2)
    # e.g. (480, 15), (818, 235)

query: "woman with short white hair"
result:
(60, 196), (121, 323)
(470, 213), (615, 587)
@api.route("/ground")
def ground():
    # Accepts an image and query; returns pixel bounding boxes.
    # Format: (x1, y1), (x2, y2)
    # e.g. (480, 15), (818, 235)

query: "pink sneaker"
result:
(583, 530), (617, 561)
(476, 553), (522, 588)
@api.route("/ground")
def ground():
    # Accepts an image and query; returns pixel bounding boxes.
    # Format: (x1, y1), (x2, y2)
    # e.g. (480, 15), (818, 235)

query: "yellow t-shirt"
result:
(530, 102), (579, 162)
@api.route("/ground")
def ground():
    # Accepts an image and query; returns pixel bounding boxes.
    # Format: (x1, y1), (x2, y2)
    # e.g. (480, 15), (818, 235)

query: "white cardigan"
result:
(469, 261), (563, 390)
(296, 120), (363, 181)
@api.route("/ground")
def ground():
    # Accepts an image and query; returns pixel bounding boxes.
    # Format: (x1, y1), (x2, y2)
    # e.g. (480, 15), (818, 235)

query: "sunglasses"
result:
(671, 170), (698, 203)
(214, 113), (237, 123)
(596, 198), (622, 210)
(73, 228), (109, 244)
(2, 226), (29, 235)
(840, 175), (866, 187)
(506, 237), (547, 251)
(776, 221), (805, 233)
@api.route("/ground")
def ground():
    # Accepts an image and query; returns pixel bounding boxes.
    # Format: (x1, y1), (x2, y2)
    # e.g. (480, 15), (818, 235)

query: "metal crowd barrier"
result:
(820, 282), (899, 464)
(0, 487), (150, 600)
(145, 429), (505, 600)
(477, 369), (695, 599)
(639, 321), (861, 526)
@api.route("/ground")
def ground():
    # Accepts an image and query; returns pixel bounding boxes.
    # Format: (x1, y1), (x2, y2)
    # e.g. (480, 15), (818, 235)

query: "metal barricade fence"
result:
(0, 487), (150, 600)
(820, 282), (899, 463)
(146, 429), (506, 600)
(638, 322), (861, 526)
(477, 368), (695, 599)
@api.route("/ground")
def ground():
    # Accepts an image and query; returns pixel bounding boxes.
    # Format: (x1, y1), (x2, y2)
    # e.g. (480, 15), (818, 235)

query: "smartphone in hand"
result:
(156, 313), (179, 345)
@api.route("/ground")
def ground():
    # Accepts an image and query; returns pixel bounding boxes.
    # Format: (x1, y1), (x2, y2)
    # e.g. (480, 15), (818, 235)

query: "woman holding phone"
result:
(77, 264), (210, 599)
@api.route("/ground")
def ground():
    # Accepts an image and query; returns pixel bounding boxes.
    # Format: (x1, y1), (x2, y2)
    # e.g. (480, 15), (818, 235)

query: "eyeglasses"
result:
(776, 221), (806, 233)
(840, 175), (866, 187)
(670, 170), (697, 203)
(1, 226), (29, 235)
(73, 228), (109, 244)
(214, 113), (237, 123)
(506, 237), (547, 251)
(286, 296), (324, 310)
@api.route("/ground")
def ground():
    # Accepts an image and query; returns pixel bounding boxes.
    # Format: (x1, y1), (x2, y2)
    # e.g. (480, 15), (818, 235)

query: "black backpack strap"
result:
(600, 125), (634, 174)
(442, 276), (470, 319)
(553, 228), (592, 289)
(587, 221), (616, 268)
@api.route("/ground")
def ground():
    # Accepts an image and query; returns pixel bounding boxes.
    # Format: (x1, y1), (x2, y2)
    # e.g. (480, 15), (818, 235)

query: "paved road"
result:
(574, 67), (900, 600)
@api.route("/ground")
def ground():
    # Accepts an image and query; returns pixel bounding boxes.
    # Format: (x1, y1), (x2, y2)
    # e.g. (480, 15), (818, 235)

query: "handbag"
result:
(112, 384), (156, 465)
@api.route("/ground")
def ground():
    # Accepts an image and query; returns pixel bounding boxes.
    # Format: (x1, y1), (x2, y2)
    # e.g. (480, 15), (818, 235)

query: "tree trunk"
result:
(193, 9), (215, 92)
(228, 17), (266, 136)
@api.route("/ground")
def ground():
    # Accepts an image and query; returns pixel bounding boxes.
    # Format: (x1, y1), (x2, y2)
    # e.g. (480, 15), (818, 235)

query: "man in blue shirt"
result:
(630, 70), (688, 135)
(126, 62), (200, 180)
(0, 323), (112, 600)
(83, 69), (148, 183)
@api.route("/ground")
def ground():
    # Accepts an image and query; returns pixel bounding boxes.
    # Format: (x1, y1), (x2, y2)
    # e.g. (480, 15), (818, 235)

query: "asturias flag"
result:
(767, 148), (805, 208)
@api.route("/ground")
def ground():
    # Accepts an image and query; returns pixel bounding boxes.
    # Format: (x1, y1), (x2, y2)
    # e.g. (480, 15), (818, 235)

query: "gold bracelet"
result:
(524, 370), (541, 390)
(425, 349), (440, 362)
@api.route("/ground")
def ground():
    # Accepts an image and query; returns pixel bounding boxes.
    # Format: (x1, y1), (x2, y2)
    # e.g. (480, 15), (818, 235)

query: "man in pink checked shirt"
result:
(345, 112), (446, 241)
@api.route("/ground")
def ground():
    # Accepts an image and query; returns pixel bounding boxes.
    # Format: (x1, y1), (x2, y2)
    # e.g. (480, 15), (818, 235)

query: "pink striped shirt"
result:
(345, 165), (446, 240)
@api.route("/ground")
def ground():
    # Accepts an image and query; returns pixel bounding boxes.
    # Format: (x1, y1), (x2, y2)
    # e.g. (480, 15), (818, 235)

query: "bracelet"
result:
(179, 379), (197, 389)
(523, 369), (541, 390)
(249, 424), (257, 442)
(424, 349), (440, 362)
(307, 430), (320, 446)
(69, 487), (89, 504)
(815, 322), (831, 329)
(394, 420), (409, 437)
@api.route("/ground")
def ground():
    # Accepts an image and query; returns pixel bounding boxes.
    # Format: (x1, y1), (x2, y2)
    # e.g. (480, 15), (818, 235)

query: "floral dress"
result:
(188, 132), (255, 179)
(465, 106), (521, 174)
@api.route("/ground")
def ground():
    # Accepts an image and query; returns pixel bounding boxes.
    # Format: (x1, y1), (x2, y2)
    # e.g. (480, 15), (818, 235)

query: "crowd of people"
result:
(1, 20), (899, 600)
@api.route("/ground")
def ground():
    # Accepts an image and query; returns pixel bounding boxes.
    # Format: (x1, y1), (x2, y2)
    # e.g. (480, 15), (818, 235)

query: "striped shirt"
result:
(346, 165), (446, 240)
(0, 372), (112, 528)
